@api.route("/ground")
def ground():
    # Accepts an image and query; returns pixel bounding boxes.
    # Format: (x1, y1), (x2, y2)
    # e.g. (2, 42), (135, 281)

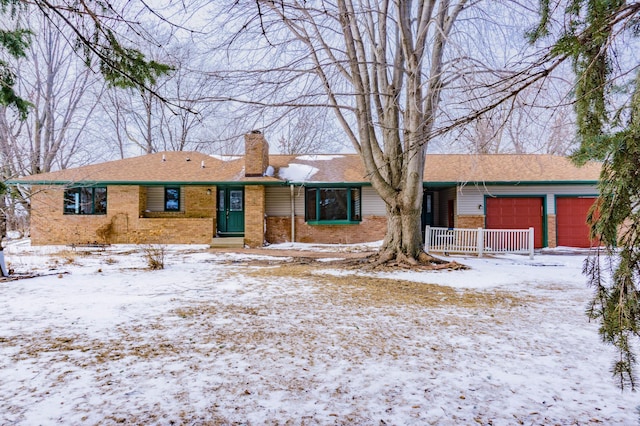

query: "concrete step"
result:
(210, 237), (245, 248)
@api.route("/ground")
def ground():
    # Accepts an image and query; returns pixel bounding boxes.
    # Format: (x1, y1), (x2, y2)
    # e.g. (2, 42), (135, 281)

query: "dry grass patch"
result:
(245, 262), (534, 310)
(4, 320), (186, 365)
(48, 250), (81, 265)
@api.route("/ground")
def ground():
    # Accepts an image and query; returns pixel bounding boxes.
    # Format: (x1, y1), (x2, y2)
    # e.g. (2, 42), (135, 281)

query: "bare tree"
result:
(0, 0), (173, 118)
(276, 108), (342, 154)
(156, 51), (214, 152)
(100, 90), (129, 159)
(17, 12), (104, 174)
(0, 12), (105, 239)
(448, 81), (577, 155)
(208, 1), (554, 265)
(109, 87), (159, 154)
(98, 38), (227, 156)
(0, 10), (106, 182)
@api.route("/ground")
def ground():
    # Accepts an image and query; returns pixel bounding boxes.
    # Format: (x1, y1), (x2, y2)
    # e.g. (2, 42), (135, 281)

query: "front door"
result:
(421, 190), (434, 241)
(217, 187), (245, 236)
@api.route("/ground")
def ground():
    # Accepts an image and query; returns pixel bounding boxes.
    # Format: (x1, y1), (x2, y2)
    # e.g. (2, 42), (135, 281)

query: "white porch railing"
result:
(424, 226), (535, 259)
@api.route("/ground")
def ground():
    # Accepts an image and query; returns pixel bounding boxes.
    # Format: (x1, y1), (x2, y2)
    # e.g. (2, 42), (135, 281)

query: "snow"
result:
(264, 165), (275, 177)
(209, 154), (242, 161)
(295, 155), (345, 161)
(1, 240), (638, 425)
(277, 163), (319, 182)
(346, 253), (578, 290)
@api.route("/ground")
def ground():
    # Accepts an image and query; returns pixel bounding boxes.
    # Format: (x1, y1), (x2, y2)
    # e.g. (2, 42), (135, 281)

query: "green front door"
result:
(217, 187), (245, 236)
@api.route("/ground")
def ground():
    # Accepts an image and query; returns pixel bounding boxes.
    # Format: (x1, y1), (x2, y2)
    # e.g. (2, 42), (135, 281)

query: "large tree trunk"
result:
(379, 201), (424, 262)
(248, 0), (470, 266)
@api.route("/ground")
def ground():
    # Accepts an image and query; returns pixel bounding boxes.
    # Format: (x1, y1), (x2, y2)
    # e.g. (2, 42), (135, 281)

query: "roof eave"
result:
(7, 179), (600, 187)
(7, 179), (287, 186)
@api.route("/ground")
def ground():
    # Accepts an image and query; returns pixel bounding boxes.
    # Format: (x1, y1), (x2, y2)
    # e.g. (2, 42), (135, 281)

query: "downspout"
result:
(290, 184), (295, 243)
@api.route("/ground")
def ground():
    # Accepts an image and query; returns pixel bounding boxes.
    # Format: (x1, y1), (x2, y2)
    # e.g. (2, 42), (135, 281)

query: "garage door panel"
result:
(556, 197), (597, 248)
(486, 197), (544, 248)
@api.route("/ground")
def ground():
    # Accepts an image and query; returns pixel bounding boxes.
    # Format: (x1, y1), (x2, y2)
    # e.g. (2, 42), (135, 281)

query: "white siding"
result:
(456, 184), (598, 215)
(145, 186), (185, 212)
(265, 187), (293, 216)
(265, 186), (306, 217)
(266, 185), (386, 217)
(456, 185), (486, 216)
(361, 187), (386, 215)
(293, 186), (306, 214)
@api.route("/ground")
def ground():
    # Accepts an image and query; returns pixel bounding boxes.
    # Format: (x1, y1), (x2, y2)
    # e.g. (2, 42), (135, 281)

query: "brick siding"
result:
(456, 215), (485, 229)
(31, 187), (111, 245)
(547, 214), (557, 248)
(244, 133), (269, 177)
(30, 185), (215, 245)
(31, 183), (390, 247)
(265, 216), (387, 244)
(244, 186), (266, 247)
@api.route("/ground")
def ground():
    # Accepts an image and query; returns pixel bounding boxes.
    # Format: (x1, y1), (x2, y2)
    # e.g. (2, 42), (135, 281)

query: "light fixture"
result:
(206, 188), (212, 195)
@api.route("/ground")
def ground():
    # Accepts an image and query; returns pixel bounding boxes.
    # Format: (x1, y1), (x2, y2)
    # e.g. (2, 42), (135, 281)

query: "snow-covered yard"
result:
(0, 240), (638, 425)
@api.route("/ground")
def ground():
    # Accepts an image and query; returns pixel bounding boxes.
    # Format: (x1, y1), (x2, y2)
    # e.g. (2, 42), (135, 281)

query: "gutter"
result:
(5, 180), (289, 187)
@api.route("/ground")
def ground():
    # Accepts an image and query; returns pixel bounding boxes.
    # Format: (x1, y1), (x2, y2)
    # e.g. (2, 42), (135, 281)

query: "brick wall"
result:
(105, 186), (141, 243)
(30, 185), (215, 245)
(183, 186), (216, 218)
(265, 217), (292, 243)
(244, 186), (265, 247)
(547, 214), (557, 248)
(244, 132), (269, 177)
(265, 216), (387, 244)
(133, 218), (214, 244)
(31, 187), (111, 245)
(456, 215), (485, 229)
(31, 183), (391, 247)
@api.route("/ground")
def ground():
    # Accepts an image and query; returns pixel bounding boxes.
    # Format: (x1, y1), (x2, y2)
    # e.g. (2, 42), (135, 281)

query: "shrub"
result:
(143, 244), (165, 270)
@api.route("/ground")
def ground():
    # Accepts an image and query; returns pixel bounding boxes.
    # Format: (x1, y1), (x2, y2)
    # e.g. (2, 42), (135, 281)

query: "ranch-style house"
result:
(10, 132), (602, 249)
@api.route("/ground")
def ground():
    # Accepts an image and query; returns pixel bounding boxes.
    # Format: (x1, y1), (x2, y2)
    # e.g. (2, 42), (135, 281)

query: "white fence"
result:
(424, 226), (535, 259)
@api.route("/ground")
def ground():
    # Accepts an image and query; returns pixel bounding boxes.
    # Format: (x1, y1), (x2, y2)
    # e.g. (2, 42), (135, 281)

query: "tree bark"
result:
(228, 0), (542, 265)
(379, 200), (424, 263)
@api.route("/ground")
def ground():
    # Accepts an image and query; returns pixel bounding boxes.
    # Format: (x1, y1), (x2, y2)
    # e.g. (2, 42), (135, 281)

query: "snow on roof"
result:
(295, 155), (345, 161)
(209, 154), (242, 162)
(277, 163), (319, 182)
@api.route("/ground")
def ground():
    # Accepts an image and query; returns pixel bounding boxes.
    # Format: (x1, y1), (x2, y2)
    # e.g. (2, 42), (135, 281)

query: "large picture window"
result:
(164, 187), (180, 211)
(64, 187), (107, 215)
(305, 187), (361, 223)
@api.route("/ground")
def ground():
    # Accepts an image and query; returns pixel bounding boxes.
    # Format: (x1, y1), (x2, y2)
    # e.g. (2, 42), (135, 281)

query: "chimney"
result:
(244, 130), (270, 177)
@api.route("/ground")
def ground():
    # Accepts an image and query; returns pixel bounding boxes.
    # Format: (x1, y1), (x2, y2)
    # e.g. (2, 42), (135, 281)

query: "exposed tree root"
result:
(360, 250), (467, 271)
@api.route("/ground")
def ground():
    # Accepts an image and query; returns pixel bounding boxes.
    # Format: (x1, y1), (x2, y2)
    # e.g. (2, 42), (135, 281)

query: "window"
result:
(165, 187), (180, 211)
(305, 187), (361, 223)
(64, 187), (107, 215)
(229, 190), (243, 211)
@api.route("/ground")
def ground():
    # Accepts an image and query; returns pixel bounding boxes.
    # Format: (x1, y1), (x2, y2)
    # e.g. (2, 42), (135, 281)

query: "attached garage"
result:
(556, 196), (597, 248)
(485, 197), (544, 248)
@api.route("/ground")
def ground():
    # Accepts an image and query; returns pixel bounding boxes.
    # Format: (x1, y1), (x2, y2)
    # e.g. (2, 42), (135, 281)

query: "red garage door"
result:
(556, 197), (597, 248)
(486, 197), (544, 248)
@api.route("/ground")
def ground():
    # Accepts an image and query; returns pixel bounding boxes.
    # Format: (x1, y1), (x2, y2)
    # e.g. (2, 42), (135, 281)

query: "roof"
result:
(8, 151), (601, 186)
(9, 152), (280, 185)
(423, 154), (601, 183)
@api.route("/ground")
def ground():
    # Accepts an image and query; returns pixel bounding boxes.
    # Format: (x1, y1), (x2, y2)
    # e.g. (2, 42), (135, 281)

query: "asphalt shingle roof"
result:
(10, 151), (601, 185)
